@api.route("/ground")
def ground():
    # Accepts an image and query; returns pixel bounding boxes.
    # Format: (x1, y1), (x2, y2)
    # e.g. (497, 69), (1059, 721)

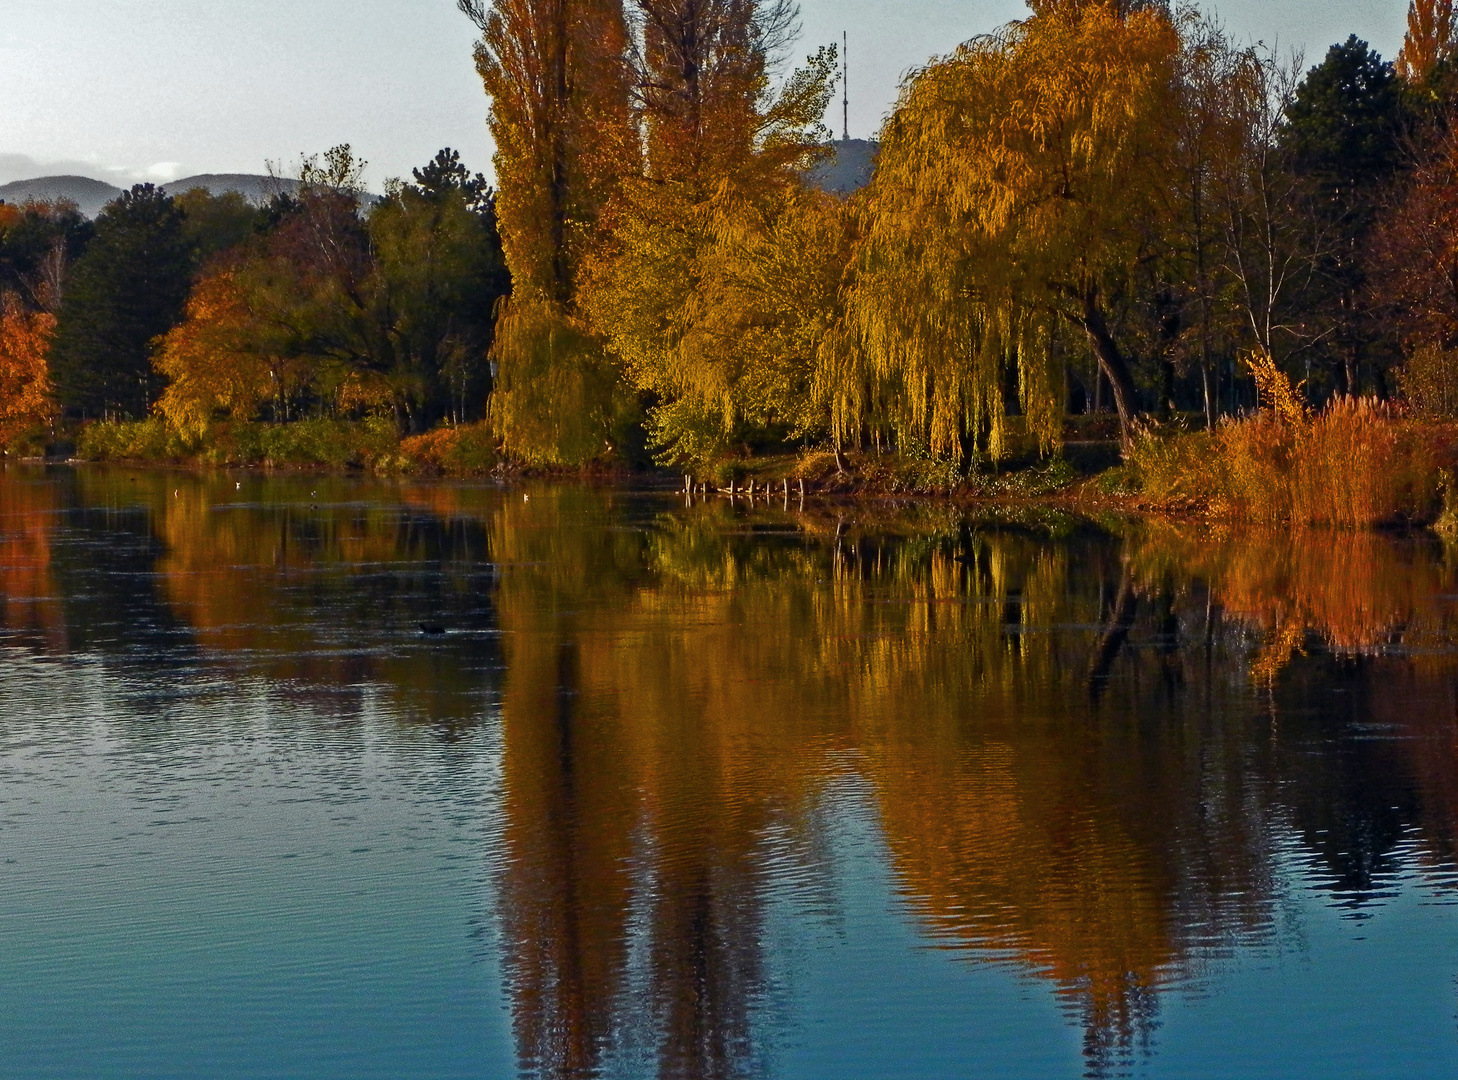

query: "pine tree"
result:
(1283, 37), (1406, 394)
(49, 185), (191, 419)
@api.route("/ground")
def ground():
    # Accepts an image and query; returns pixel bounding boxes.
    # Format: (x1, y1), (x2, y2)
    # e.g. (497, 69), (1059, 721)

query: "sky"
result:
(0, 0), (1412, 191)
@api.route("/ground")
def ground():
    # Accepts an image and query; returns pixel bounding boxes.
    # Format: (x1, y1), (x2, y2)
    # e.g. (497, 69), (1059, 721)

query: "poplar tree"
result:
(459, 0), (636, 464)
(1397, 0), (1457, 83)
(580, 0), (837, 467)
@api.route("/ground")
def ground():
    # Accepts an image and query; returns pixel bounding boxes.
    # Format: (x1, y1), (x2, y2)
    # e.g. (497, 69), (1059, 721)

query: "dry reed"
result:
(1130, 354), (1445, 527)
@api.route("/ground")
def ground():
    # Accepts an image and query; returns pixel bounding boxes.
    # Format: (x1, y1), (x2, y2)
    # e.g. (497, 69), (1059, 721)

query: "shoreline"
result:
(5, 453), (1422, 533)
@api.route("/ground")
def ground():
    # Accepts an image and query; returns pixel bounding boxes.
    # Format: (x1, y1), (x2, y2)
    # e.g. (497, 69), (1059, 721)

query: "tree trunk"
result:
(1072, 291), (1140, 448)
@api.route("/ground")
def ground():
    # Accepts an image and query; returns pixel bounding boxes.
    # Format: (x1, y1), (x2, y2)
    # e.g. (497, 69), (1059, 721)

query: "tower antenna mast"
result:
(842, 31), (849, 141)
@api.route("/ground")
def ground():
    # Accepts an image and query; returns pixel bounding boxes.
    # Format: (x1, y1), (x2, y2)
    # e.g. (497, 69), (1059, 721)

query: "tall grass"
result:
(1131, 368), (1447, 527)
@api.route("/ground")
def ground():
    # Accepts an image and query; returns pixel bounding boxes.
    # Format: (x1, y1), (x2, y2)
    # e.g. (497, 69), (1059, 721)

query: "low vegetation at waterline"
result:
(72, 416), (498, 475)
(1125, 356), (1452, 527)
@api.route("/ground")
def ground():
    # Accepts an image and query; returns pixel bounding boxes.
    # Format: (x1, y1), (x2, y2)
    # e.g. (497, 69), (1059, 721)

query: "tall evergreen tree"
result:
(1283, 37), (1407, 394)
(50, 185), (191, 418)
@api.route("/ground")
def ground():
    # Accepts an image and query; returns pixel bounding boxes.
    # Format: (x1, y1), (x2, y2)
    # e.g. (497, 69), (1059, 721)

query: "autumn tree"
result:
(842, 1), (1184, 453)
(458, 0), (635, 463)
(49, 185), (192, 419)
(153, 147), (509, 433)
(0, 200), (94, 312)
(1398, 0), (1457, 83)
(0, 294), (57, 450)
(1372, 110), (1458, 411)
(580, 16), (839, 468)
(152, 267), (285, 436)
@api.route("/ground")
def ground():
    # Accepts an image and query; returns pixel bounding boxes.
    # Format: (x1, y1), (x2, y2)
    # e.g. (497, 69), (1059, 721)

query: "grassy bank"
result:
(49, 391), (1458, 533)
(69, 417), (500, 476)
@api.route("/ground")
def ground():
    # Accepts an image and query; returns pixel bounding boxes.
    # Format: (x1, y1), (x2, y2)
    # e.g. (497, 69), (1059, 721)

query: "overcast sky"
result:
(0, 0), (1411, 190)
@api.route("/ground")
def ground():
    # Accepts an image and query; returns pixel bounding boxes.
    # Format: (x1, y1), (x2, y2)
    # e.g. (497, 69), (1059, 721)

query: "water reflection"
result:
(4, 465), (1458, 1078)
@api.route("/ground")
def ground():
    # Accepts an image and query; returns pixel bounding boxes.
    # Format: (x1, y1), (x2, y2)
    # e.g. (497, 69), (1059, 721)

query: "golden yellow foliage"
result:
(488, 297), (627, 465)
(578, 39), (839, 467)
(153, 269), (286, 436)
(1245, 349), (1308, 426)
(1132, 393), (1441, 527)
(1398, 0), (1456, 82)
(845, 3), (1183, 457)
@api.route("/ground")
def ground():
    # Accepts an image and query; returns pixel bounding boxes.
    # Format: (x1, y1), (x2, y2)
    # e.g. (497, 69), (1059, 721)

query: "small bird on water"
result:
(418, 622), (446, 636)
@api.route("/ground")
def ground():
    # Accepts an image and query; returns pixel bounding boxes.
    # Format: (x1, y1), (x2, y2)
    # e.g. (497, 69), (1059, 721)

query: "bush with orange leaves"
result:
(0, 297), (57, 452)
(398, 421), (497, 475)
(1131, 352), (1446, 527)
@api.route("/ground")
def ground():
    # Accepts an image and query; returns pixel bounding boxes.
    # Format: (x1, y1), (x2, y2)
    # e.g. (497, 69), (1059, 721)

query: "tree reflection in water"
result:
(4, 466), (1458, 1079)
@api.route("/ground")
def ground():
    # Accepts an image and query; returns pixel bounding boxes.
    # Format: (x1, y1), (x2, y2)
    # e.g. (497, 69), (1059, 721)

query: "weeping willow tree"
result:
(459, 0), (638, 464)
(838, 0), (1184, 456)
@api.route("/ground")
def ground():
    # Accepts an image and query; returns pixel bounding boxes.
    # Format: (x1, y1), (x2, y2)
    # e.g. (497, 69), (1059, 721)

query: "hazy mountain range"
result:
(0, 141), (875, 220)
(0, 173), (301, 218)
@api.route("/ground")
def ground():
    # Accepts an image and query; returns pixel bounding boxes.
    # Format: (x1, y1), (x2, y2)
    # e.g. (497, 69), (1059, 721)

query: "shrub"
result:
(214, 417), (401, 469)
(1126, 424), (1222, 506)
(78, 416), (402, 470)
(399, 422), (498, 475)
(76, 418), (197, 461)
(1397, 342), (1458, 419)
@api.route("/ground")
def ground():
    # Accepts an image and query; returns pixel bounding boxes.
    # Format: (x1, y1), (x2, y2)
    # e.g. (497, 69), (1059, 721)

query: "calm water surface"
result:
(4, 465), (1458, 1078)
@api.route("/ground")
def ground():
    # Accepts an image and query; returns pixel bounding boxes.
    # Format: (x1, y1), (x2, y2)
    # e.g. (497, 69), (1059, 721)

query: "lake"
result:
(3, 465), (1458, 1079)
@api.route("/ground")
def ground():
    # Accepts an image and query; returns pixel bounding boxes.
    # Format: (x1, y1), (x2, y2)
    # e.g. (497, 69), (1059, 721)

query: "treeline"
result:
(0, 146), (509, 461)
(8, 0), (1458, 480)
(456, 0), (1458, 470)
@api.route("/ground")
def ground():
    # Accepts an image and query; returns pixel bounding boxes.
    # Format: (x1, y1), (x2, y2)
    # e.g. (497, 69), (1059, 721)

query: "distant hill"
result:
(163, 173), (299, 204)
(0, 175), (122, 218)
(0, 173), (333, 219)
(807, 139), (877, 195)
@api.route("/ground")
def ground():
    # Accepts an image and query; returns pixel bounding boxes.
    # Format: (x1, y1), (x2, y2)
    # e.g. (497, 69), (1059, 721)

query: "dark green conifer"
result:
(50, 184), (192, 419)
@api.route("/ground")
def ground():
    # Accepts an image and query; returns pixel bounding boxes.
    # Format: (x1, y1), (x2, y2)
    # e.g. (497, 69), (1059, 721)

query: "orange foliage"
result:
(1135, 364), (1444, 526)
(0, 299), (56, 450)
(398, 422), (497, 475)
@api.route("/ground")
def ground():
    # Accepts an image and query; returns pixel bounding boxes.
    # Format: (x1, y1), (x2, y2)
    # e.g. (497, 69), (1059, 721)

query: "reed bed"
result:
(1131, 357), (1451, 527)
